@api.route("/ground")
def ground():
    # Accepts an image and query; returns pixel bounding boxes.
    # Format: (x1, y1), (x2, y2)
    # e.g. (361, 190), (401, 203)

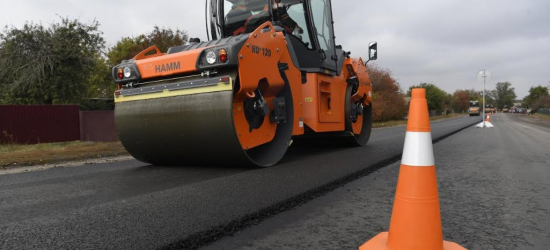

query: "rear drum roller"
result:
(344, 84), (372, 146)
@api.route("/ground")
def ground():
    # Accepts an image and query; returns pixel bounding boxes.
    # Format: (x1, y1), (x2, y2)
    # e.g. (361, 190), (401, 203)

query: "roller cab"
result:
(112, 0), (377, 167)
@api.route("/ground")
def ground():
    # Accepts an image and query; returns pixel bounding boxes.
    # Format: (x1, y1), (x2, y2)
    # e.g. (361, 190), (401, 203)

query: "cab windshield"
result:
(223, 0), (270, 37)
(222, 0), (313, 48)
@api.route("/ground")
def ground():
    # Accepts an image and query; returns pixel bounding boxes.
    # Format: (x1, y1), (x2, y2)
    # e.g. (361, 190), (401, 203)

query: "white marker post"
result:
(476, 69), (493, 128)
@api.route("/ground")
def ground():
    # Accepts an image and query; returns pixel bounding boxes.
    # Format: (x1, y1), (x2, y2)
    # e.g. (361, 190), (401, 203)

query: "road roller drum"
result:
(112, 0), (378, 167)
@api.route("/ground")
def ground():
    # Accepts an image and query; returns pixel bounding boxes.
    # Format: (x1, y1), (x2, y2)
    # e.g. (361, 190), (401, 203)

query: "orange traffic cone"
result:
(359, 88), (466, 250)
(486, 113), (491, 123)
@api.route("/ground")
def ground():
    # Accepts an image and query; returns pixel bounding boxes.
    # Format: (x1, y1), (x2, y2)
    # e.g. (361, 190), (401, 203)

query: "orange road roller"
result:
(112, 0), (378, 166)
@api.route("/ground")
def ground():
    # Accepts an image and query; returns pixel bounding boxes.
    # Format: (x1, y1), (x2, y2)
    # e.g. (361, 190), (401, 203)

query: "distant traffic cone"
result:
(476, 113), (494, 128)
(359, 88), (467, 250)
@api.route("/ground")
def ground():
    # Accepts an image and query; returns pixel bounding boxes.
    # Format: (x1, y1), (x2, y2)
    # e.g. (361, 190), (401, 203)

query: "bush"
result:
(367, 65), (407, 122)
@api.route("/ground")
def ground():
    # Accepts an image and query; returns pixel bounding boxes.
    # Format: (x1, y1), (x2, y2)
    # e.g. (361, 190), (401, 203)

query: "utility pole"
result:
(482, 69), (486, 127)
(477, 69), (492, 128)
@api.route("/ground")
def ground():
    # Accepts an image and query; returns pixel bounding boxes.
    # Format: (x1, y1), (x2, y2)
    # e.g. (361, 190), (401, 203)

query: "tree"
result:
(486, 90), (497, 106)
(523, 85), (549, 109)
(407, 83), (449, 114)
(493, 82), (516, 109)
(0, 17), (105, 104)
(466, 89), (482, 103)
(445, 93), (452, 111)
(107, 26), (188, 67)
(86, 55), (114, 99)
(533, 95), (550, 110)
(450, 90), (470, 113)
(367, 65), (407, 122)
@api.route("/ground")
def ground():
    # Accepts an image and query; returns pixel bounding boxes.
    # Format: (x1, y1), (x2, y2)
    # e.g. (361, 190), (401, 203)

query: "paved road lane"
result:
(202, 113), (550, 250)
(0, 116), (479, 250)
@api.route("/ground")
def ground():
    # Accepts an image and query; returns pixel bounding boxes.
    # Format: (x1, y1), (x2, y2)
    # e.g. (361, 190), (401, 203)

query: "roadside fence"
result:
(538, 108), (550, 115)
(0, 105), (117, 144)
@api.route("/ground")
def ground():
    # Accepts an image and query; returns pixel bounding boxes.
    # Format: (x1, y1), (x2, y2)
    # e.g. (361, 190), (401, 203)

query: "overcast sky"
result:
(1, 0), (549, 98)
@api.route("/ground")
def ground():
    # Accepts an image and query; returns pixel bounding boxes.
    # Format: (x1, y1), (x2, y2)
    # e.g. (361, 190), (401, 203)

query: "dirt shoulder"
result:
(507, 113), (550, 129)
(0, 141), (130, 173)
(373, 113), (467, 128)
(0, 155), (134, 175)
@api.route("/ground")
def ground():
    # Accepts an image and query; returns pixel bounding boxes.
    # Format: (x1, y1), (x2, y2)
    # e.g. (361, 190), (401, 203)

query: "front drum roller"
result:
(115, 79), (294, 167)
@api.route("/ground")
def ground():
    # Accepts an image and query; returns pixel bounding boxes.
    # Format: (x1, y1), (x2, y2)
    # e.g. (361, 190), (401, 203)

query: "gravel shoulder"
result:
(0, 141), (129, 172)
(202, 113), (550, 250)
(0, 155), (134, 176)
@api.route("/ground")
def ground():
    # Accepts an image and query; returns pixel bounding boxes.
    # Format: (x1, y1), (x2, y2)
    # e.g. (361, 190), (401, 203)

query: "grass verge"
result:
(0, 141), (129, 169)
(373, 113), (467, 128)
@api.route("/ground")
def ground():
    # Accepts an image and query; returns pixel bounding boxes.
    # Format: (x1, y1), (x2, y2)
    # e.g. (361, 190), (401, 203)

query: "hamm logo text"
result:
(155, 61), (181, 73)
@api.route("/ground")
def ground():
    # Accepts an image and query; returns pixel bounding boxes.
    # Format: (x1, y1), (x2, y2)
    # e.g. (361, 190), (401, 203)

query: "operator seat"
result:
(246, 0), (267, 12)
(242, 0), (271, 33)
(224, 7), (252, 36)
(224, 0), (268, 36)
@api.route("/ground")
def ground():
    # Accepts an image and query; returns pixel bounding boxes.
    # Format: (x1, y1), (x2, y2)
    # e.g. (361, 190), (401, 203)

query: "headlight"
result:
(113, 63), (141, 83)
(206, 51), (217, 65)
(123, 67), (132, 78)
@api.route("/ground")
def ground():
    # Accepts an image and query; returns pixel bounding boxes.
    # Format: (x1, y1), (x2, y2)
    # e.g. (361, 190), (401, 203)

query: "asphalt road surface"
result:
(203, 113), (550, 250)
(1, 115), (501, 250)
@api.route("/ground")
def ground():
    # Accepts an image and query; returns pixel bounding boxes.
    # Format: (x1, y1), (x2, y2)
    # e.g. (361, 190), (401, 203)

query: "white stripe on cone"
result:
(401, 132), (435, 166)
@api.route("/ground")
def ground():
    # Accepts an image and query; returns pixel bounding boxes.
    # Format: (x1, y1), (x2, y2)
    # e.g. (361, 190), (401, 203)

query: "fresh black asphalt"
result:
(202, 113), (550, 250)
(0, 116), (480, 249)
